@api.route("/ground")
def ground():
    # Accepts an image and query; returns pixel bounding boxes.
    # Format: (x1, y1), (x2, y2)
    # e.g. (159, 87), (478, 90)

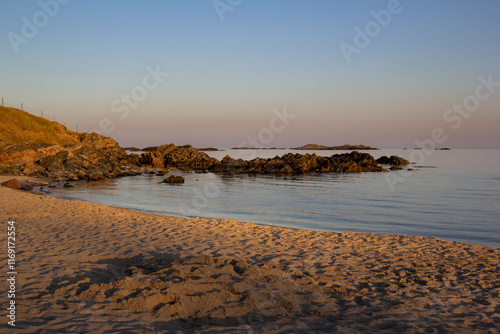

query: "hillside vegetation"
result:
(0, 106), (79, 146)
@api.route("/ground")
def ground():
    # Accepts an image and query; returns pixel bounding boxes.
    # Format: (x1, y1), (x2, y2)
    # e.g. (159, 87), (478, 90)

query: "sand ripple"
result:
(1, 177), (499, 333)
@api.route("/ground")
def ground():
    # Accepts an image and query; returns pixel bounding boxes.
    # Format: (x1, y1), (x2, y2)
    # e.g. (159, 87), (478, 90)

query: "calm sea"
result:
(51, 149), (500, 248)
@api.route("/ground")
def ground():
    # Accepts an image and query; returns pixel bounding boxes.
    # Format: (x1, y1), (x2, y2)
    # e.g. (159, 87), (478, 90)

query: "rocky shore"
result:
(0, 105), (409, 181)
(1, 138), (410, 181)
(137, 144), (409, 175)
(0, 132), (145, 181)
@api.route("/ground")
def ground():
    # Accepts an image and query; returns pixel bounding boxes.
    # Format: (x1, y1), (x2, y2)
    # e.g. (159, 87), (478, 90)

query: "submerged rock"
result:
(162, 175), (185, 184)
(376, 155), (410, 166)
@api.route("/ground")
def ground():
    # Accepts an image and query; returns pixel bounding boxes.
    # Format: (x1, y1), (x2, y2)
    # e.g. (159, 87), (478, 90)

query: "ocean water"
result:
(51, 149), (500, 248)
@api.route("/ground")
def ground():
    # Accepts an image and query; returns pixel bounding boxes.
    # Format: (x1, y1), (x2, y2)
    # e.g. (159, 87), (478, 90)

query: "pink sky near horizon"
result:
(1, 1), (499, 149)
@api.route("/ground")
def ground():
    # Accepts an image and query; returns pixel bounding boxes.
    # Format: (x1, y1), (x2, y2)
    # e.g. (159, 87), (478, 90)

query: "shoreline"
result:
(1, 176), (499, 333)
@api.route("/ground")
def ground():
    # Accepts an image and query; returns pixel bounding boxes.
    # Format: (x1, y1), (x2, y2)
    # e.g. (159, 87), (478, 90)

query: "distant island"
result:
(0, 107), (408, 180)
(124, 147), (142, 152)
(140, 146), (225, 152)
(198, 147), (223, 151)
(292, 144), (379, 150)
(231, 147), (286, 150)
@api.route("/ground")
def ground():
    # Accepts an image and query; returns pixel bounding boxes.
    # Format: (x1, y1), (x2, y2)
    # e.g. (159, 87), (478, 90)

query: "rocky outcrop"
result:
(293, 144), (379, 150)
(0, 132), (137, 180)
(211, 151), (388, 174)
(376, 155), (410, 166)
(137, 145), (404, 175)
(139, 144), (218, 170)
(0, 133), (407, 181)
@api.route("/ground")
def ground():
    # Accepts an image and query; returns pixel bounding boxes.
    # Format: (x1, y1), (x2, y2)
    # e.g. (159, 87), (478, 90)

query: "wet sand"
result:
(1, 176), (499, 333)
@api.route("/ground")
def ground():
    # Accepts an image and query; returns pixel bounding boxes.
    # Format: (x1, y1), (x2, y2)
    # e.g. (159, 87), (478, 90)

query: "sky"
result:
(1, 0), (499, 148)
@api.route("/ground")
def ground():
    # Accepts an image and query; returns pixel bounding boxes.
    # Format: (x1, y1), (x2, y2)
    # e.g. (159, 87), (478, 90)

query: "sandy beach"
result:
(1, 176), (499, 333)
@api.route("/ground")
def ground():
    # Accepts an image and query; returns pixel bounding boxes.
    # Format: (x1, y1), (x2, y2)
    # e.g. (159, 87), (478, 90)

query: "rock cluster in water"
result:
(1, 137), (409, 181)
(376, 155), (410, 166)
(211, 151), (387, 174)
(0, 107), (408, 181)
(137, 144), (219, 170)
(138, 145), (408, 174)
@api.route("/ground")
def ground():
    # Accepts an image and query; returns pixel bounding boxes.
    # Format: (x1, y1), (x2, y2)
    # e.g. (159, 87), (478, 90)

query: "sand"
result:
(0, 176), (499, 333)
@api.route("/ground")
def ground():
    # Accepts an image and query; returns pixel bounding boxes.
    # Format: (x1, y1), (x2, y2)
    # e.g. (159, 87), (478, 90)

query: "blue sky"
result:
(1, 0), (499, 148)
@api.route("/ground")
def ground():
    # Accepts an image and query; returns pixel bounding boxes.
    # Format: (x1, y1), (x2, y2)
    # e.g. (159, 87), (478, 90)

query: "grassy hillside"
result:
(0, 106), (79, 146)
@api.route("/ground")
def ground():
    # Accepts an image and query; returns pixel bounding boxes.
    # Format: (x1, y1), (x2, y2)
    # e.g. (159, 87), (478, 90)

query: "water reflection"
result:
(50, 149), (500, 248)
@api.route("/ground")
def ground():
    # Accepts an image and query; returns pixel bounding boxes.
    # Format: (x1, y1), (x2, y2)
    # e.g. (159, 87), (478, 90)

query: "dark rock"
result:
(139, 152), (153, 166)
(161, 145), (218, 170)
(212, 151), (388, 174)
(1, 179), (21, 189)
(37, 150), (70, 169)
(127, 153), (141, 166)
(376, 156), (410, 166)
(162, 175), (185, 184)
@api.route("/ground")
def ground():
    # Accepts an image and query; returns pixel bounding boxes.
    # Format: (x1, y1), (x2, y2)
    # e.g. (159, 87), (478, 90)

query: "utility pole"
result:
(21, 103), (23, 110)
(76, 125), (78, 133)
(53, 116), (55, 122)
(1, 97), (3, 107)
